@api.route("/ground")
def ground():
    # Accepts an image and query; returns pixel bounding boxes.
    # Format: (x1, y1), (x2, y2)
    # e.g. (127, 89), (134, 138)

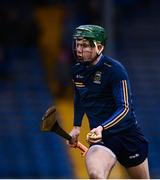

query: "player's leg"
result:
(85, 145), (117, 179)
(126, 158), (150, 179)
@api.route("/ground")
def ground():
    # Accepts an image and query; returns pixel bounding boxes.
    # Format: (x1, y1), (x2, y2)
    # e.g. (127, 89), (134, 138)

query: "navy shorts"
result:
(91, 125), (149, 168)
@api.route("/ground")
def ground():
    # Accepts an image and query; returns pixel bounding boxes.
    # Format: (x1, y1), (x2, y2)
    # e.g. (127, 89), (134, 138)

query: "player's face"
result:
(74, 38), (99, 63)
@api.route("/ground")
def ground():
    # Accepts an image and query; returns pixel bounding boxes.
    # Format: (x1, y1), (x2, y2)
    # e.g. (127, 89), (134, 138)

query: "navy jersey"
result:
(71, 55), (137, 135)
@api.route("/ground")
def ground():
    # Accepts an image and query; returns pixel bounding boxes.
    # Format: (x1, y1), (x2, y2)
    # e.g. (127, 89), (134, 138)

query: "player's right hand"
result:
(67, 126), (81, 147)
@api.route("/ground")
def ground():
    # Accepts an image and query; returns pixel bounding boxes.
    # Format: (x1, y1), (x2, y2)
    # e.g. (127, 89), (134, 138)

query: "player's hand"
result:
(67, 126), (80, 147)
(86, 126), (103, 144)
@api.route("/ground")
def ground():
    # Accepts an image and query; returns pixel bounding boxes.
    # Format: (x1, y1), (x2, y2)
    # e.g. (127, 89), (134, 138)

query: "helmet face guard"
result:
(72, 25), (107, 64)
(72, 37), (96, 64)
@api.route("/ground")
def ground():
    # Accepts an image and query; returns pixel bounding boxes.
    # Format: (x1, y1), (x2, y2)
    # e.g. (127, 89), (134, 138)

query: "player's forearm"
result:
(74, 100), (84, 126)
(74, 93), (85, 126)
(101, 105), (129, 130)
(102, 79), (130, 130)
(73, 109), (84, 126)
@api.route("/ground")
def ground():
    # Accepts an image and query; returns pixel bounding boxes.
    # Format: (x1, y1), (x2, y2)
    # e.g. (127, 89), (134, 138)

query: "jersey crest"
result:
(93, 71), (102, 84)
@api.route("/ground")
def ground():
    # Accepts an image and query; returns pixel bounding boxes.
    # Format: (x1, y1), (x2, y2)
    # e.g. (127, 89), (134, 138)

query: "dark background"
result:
(0, 0), (160, 178)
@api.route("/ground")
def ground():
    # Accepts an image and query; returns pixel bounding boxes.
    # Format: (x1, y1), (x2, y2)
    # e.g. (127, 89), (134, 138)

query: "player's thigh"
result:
(85, 145), (117, 178)
(126, 158), (150, 179)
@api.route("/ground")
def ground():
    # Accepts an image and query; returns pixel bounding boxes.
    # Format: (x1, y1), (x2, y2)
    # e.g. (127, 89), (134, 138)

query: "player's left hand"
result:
(86, 126), (103, 144)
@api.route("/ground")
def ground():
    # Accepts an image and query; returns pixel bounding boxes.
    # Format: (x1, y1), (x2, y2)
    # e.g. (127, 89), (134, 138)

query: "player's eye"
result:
(82, 43), (90, 48)
(75, 43), (82, 49)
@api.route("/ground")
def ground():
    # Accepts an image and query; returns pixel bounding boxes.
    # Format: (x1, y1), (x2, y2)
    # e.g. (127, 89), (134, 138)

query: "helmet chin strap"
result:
(94, 41), (104, 55)
(80, 42), (103, 65)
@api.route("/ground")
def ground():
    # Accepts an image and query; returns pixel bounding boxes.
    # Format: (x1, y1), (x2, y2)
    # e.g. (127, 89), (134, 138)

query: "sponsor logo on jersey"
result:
(76, 74), (84, 79)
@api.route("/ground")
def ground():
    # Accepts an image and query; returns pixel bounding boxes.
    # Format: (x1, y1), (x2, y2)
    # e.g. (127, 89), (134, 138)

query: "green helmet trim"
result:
(73, 25), (107, 45)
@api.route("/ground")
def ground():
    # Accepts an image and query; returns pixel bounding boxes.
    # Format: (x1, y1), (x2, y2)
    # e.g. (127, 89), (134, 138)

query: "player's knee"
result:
(88, 169), (106, 179)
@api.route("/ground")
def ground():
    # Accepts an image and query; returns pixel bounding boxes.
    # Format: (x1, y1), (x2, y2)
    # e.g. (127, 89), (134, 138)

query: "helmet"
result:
(73, 25), (107, 45)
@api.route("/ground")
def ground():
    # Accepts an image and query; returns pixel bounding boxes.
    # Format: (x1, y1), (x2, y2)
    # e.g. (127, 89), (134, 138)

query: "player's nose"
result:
(77, 45), (83, 53)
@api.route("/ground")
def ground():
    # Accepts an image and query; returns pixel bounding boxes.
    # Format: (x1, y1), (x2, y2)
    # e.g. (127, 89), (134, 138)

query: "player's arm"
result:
(101, 71), (130, 130)
(87, 75), (130, 144)
(73, 85), (85, 127)
(69, 85), (85, 145)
